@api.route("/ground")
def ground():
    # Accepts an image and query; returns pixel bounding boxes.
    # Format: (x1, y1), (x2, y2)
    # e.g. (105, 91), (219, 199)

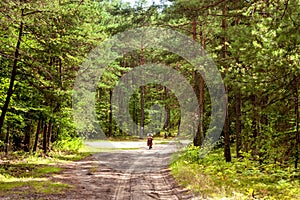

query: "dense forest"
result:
(0, 0), (299, 175)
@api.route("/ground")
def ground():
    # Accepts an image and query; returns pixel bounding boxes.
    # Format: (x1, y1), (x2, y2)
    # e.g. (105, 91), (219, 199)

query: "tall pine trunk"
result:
(192, 18), (205, 146)
(140, 86), (145, 138)
(43, 121), (48, 154)
(139, 43), (145, 138)
(0, 12), (24, 136)
(109, 90), (113, 137)
(222, 5), (231, 162)
(295, 77), (299, 169)
(235, 87), (242, 158)
(132, 93), (137, 136)
(251, 94), (259, 156)
(199, 23), (205, 146)
(33, 118), (42, 152)
(118, 85), (124, 136)
(235, 18), (242, 158)
(4, 125), (10, 155)
(47, 121), (53, 151)
(163, 86), (170, 138)
(24, 121), (32, 152)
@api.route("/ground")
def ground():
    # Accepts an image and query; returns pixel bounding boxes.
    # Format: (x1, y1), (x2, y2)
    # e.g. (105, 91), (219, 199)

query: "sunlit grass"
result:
(0, 179), (69, 194)
(0, 170), (69, 195)
(79, 145), (140, 152)
(170, 146), (300, 199)
(0, 150), (88, 196)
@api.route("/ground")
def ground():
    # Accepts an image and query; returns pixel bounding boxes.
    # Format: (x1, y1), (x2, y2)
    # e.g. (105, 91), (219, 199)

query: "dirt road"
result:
(3, 141), (198, 199)
(56, 141), (198, 200)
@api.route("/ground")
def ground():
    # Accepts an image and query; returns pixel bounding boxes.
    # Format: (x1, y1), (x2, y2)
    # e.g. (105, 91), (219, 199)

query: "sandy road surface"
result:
(92, 141), (197, 200)
(1, 141), (199, 200)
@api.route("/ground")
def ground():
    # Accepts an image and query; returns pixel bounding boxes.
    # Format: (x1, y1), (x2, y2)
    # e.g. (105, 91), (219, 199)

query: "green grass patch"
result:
(33, 166), (62, 177)
(120, 147), (140, 150)
(1, 150), (90, 164)
(0, 163), (61, 178)
(85, 135), (176, 142)
(80, 145), (140, 152)
(155, 141), (172, 144)
(170, 145), (300, 199)
(49, 151), (91, 161)
(0, 179), (69, 195)
(0, 150), (90, 197)
(0, 166), (69, 196)
(79, 145), (113, 153)
(86, 135), (143, 142)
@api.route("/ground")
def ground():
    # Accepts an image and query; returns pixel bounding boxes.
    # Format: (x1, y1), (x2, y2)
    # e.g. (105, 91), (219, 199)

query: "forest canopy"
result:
(0, 0), (299, 169)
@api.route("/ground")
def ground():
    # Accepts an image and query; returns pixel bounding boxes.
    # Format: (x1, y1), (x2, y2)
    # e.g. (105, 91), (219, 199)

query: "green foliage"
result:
(0, 0), (299, 197)
(52, 137), (83, 152)
(174, 145), (202, 164)
(171, 147), (300, 199)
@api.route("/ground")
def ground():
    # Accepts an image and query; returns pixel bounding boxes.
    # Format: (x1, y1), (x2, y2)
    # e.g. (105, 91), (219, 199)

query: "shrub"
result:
(52, 137), (83, 152)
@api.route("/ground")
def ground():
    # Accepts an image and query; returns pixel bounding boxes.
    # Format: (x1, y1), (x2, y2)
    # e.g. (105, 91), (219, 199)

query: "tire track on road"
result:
(109, 143), (197, 200)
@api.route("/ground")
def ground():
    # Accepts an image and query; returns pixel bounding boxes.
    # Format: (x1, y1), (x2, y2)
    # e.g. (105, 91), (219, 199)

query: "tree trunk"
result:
(133, 93), (137, 136)
(118, 88), (124, 136)
(222, 5), (231, 162)
(33, 118), (42, 152)
(295, 77), (299, 169)
(261, 95), (268, 126)
(251, 94), (259, 156)
(259, 94), (268, 164)
(163, 86), (170, 138)
(140, 43), (145, 138)
(191, 18), (205, 147)
(52, 124), (59, 143)
(236, 87), (242, 158)
(47, 121), (53, 151)
(4, 125), (10, 155)
(109, 90), (113, 137)
(192, 18), (200, 146)
(199, 23), (205, 146)
(0, 14), (24, 136)
(234, 17), (242, 158)
(59, 57), (63, 88)
(24, 121), (32, 152)
(193, 71), (203, 146)
(43, 121), (48, 154)
(140, 86), (145, 138)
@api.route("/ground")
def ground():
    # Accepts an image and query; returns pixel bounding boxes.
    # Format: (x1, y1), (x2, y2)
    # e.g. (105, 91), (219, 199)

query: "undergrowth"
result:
(170, 145), (300, 199)
(52, 137), (83, 152)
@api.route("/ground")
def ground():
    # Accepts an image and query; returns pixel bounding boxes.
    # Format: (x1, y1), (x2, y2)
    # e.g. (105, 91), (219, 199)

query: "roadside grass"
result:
(0, 150), (90, 196)
(154, 140), (173, 144)
(85, 134), (176, 142)
(79, 145), (140, 152)
(0, 178), (69, 195)
(49, 151), (91, 161)
(170, 145), (300, 199)
(82, 136), (174, 152)
(86, 135), (143, 142)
